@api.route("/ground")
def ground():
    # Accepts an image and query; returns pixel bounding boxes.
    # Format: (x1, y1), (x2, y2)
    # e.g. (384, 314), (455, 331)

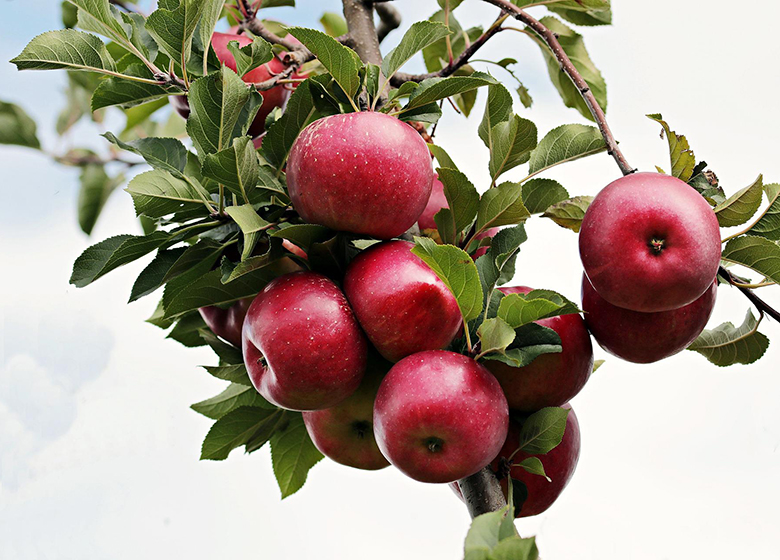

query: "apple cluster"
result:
(199, 110), (594, 518)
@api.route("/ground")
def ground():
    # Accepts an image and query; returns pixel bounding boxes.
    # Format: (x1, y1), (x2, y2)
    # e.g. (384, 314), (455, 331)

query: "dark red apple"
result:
(173, 32), (292, 137)
(242, 271), (367, 411)
(286, 112), (434, 239)
(373, 350), (509, 484)
(485, 287), (593, 412)
(198, 297), (253, 347)
(451, 404), (580, 517)
(343, 240), (462, 363)
(302, 353), (391, 471)
(579, 172), (721, 312)
(581, 275), (717, 364)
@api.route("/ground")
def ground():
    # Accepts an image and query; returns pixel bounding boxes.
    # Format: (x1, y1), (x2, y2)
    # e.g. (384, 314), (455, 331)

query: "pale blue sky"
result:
(1, 1), (779, 559)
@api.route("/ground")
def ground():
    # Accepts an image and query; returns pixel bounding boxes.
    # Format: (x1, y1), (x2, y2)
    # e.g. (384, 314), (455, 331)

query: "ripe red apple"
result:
(579, 172), (721, 312)
(581, 275), (717, 364)
(242, 271), (367, 411)
(343, 240), (462, 363)
(302, 353), (391, 471)
(485, 287), (593, 412)
(173, 32), (292, 137)
(286, 112), (434, 239)
(417, 175), (447, 232)
(451, 404), (580, 517)
(373, 350), (509, 483)
(198, 297), (253, 347)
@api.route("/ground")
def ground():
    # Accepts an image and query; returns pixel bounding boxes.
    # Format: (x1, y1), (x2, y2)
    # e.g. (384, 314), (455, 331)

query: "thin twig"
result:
(718, 266), (780, 323)
(375, 3), (402, 43)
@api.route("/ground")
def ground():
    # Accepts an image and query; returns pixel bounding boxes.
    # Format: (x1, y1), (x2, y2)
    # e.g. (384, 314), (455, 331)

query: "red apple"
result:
(173, 32), (292, 137)
(198, 297), (253, 347)
(579, 172), (721, 312)
(286, 112), (434, 239)
(343, 240), (462, 363)
(451, 404), (581, 517)
(373, 350), (509, 483)
(581, 275), (717, 364)
(417, 175), (447, 232)
(242, 271), (367, 411)
(302, 353), (391, 471)
(485, 287), (593, 412)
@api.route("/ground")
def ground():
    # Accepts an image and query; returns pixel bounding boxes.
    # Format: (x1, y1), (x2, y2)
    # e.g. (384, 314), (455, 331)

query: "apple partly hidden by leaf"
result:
(198, 297), (253, 347)
(287, 112), (434, 239)
(373, 350), (509, 484)
(344, 240), (462, 363)
(582, 275), (717, 364)
(242, 271), (367, 411)
(579, 172), (721, 312)
(485, 286), (594, 412)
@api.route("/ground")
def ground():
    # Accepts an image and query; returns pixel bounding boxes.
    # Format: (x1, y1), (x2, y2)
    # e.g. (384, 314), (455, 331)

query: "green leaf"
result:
(187, 66), (262, 157)
(714, 175), (764, 228)
(530, 17), (607, 122)
(479, 83), (513, 148)
(70, 232), (169, 288)
(270, 414), (324, 498)
(477, 182), (531, 232)
(167, 312), (208, 347)
(123, 97), (170, 133)
(77, 164), (123, 235)
(489, 537), (539, 560)
(120, 11), (159, 61)
(201, 406), (282, 461)
(748, 184), (780, 240)
(517, 406), (569, 454)
(549, 6), (612, 26)
(225, 204), (270, 260)
(646, 114), (696, 182)
(62, 1), (78, 28)
(435, 168), (480, 244)
(0, 101), (41, 149)
(262, 78), (318, 169)
(320, 12), (348, 37)
(528, 124), (606, 176)
(125, 169), (208, 218)
(485, 323), (562, 368)
(403, 73), (497, 111)
(226, 37), (274, 78)
(11, 29), (117, 75)
(129, 247), (187, 302)
(498, 294), (563, 329)
(202, 136), (260, 203)
(428, 144), (459, 171)
(68, 0), (130, 45)
(477, 318), (516, 356)
(437, 0), (466, 10)
(200, 329), (244, 363)
(541, 195), (593, 232)
(192, 383), (274, 420)
(475, 225), (528, 309)
(521, 178), (569, 214)
(489, 115), (537, 183)
(271, 224), (332, 252)
(382, 21), (451, 81)
(103, 132), (187, 175)
(721, 235), (780, 285)
(592, 359), (605, 373)
(198, 0), (225, 73)
(688, 310), (769, 366)
(515, 457), (549, 480)
(203, 364), (252, 386)
(91, 64), (169, 110)
(463, 506), (516, 560)
(288, 27), (361, 99)
(423, 11), (481, 75)
(412, 237), (483, 323)
(146, 0), (206, 70)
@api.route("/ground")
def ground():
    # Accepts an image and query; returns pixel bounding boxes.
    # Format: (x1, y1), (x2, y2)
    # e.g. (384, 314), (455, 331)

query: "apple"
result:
(343, 240), (462, 363)
(373, 350), (509, 483)
(485, 286), (594, 412)
(581, 275), (717, 363)
(242, 271), (367, 411)
(579, 172), (721, 312)
(198, 297), (253, 347)
(173, 32), (292, 137)
(451, 404), (581, 517)
(286, 112), (435, 239)
(302, 352), (391, 471)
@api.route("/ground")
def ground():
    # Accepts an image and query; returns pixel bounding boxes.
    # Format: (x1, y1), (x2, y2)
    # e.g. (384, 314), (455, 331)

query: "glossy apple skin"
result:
(174, 33), (291, 137)
(417, 175), (447, 231)
(343, 240), (462, 363)
(582, 275), (717, 364)
(198, 298), (253, 347)
(374, 350), (509, 484)
(486, 287), (594, 412)
(286, 112), (434, 239)
(242, 271), (367, 411)
(579, 172), (721, 312)
(451, 404), (580, 517)
(302, 353), (391, 471)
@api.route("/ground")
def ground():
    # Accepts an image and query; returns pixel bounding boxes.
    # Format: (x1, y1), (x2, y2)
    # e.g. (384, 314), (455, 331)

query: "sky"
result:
(1, 0), (779, 559)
